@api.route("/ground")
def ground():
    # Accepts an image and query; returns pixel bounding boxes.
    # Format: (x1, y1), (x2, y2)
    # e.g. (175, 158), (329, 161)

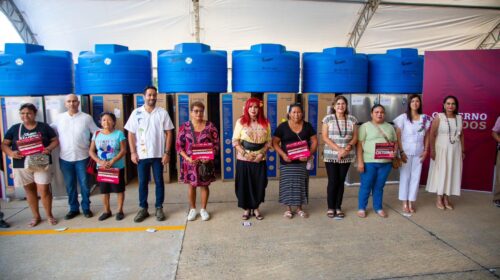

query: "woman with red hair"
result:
(232, 98), (271, 220)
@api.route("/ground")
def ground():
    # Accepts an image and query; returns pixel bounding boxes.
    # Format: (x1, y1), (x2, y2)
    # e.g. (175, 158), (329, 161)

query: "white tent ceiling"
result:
(3, 0), (500, 67)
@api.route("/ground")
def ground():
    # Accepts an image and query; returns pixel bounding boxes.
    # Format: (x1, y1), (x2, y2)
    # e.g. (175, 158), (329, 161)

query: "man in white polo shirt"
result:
(51, 94), (99, 219)
(124, 86), (174, 223)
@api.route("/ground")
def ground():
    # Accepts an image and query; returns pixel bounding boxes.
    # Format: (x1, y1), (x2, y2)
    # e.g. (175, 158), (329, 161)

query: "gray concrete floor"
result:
(0, 178), (499, 280)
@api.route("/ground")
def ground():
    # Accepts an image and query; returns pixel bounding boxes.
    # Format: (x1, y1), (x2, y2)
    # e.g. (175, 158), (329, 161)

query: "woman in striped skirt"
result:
(273, 103), (317, 218)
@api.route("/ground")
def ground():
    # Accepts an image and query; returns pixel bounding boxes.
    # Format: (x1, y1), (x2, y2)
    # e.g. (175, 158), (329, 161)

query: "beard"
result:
(146, 99), (157, 106)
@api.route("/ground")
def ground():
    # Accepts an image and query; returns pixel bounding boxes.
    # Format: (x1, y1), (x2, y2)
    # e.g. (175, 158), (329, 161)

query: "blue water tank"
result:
(0, 43), (73, 96)
(76, 44), (152, 94)
(232, 44), (299, 93)
(158, 43), (227, 93)
(368, 48), (423, 93)
(303, 47), (367, 93)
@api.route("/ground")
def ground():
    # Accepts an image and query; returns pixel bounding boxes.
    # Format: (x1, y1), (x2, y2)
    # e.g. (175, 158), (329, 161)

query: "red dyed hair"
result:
(240, 97), (269, 127)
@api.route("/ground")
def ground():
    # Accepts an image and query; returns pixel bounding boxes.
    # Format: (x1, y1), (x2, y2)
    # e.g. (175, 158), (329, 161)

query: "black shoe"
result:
(116, 212), (125, 221)
(0, 219), (10, 228)
(155, 208), (166, 221)
(64, 211), (80, 220)
(134, 208), (149, 223)
(494, 200), (500, 207)
(98, 212), (112, 221)
(83, 210), (94, 218)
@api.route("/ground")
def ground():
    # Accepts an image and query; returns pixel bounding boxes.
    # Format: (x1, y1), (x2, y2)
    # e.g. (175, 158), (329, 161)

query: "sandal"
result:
(283, 210), (293, 219)
(296, 210), (308, 218)
(254, 210), (264, 220)
(335, 210), (345, 218)
(242, 212), (250, 220)
(436, 202), (445, 210)
(326, 210), (335, 219)
(402, 204), (410, 213)
(444, 203), (454, 210)
(357, 210), (366, 218)
(48, 217), (58, 226)
(28, 218), (41, 228)
(377, 210), (387, 218)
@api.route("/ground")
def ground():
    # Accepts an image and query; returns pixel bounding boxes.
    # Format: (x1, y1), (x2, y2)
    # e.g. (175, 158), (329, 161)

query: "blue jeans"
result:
(137, 158), (165, 209)
(358, 162), (392, 212)
(59, 158), (91, 212)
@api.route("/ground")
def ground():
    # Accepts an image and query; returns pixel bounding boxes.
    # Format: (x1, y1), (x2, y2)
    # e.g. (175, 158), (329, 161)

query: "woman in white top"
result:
(394, 95), (430, 214)
(426, 95), (464, 210)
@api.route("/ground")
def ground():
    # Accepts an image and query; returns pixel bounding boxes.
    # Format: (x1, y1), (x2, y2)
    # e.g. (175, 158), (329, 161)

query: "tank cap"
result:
(323, 47), (355, 56)
(5, 43), (44, 54)
(251, 44), (285, 54)
(387, 48), (418, 57)
(95, 44), (129, 54)
(174, 43), (210, 53)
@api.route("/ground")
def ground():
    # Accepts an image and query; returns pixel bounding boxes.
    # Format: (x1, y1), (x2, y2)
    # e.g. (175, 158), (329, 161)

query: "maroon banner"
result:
(421, 50), (500, 192)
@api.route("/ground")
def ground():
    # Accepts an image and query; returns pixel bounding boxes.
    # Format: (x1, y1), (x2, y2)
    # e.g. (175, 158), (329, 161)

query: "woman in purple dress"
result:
(176, 101), (219, 221)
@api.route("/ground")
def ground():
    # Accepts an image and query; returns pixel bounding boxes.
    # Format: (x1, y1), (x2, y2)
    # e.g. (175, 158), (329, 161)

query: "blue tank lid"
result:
(157, 43), (227, 93)
(0, 43), (73, 96)
(303, 47), (368, 93)
(368, 48), (424, 94)
(232, 43), (300, 93)
(76, 44), (152, 94)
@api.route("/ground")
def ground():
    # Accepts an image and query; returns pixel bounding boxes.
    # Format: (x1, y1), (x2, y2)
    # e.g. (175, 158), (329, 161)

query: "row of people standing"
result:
(0, 88), (174, 227)
(0, 90), (465, 226)
(226, 95), (464, 221)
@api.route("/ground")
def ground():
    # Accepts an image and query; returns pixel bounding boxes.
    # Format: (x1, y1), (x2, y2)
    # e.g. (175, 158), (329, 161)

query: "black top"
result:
(4, 122), (57, 168)
(273, 121), (316, 165)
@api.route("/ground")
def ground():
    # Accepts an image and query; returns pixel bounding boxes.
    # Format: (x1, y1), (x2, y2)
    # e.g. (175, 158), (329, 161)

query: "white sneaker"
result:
(187, 209), (197, 221)
(200, 209), (210, 221)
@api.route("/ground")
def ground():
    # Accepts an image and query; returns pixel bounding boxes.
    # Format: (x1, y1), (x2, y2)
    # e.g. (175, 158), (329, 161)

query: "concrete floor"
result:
(0, 178), (499, 280)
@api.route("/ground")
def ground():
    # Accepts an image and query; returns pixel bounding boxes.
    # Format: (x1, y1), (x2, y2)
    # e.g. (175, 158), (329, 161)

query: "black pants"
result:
(325, 162), (351, 210)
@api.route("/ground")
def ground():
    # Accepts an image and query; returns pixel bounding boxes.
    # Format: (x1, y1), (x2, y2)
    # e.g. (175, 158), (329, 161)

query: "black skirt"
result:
(99, 168), (126, 194)
(235, 160), (268, 209)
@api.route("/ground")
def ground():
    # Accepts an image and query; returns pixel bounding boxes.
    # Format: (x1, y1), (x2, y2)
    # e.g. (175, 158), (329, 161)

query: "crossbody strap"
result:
(369, 122), (391, 143)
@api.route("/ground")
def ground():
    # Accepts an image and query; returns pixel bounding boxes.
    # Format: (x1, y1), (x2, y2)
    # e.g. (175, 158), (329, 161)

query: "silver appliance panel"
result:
(346, 94), (379, 124)
(379, 94), (408, 124)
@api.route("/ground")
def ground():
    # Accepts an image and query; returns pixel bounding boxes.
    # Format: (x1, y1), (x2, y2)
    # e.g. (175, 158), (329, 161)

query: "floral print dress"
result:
(176, 121), (220, 187)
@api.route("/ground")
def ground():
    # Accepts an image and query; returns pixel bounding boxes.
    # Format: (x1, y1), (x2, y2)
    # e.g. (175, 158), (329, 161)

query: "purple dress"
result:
(176, 121), (220, 187)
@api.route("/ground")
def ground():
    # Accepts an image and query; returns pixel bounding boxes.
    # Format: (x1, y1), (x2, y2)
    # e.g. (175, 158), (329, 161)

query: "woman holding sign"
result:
(357, 104), (397, 218)
(89, 112), (127, 221)
(177, 101), (219, 221)
(322, 96), (358, 219)
(1, 103), (59, 227)
(232, 98), (271, 220)
(273, 103), (317, 219)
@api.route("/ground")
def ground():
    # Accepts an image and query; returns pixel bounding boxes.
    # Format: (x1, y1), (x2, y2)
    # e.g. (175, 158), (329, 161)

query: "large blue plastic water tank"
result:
(368, 48), (423, 93)
(232, 44), (299, 93)
(157, 43), (227, 93)
(303, 47), (367, 93)
(76, 44), (151, 94)
(0, 43), (73, 96)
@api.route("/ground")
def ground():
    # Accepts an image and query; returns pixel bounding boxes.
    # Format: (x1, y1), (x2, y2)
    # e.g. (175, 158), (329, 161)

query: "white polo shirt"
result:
(51, 111), (100, 161)
(124, 105), (174, 159)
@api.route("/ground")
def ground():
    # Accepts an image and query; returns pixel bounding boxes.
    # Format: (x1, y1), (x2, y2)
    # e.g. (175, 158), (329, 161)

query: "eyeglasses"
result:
(192, 110), (204, 114)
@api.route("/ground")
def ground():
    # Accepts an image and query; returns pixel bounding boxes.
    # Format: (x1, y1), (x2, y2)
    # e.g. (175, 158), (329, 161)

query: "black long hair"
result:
(442, 95), (459, 115)
(406, 94), (423, 123)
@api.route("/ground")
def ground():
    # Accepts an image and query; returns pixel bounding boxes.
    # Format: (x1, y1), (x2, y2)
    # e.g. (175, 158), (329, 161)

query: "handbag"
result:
(189, 122), (215, 181)
(97, 167), (120, 184)
(26, 154), (50, 172)
(86, 130), (101, 175)
(370, 123), (401, 169)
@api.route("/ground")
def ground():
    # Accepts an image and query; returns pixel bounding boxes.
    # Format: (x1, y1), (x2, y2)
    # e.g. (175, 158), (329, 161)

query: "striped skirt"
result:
(279, 163), (309, 206)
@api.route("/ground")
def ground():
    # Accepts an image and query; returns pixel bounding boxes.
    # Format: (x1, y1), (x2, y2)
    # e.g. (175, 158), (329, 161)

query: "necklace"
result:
(335, 114), (347, 138)
(445, 115), (458, 144)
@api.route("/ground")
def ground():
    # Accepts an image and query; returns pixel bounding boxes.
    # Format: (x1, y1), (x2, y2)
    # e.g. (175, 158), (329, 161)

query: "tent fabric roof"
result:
(5, 0), (500, 66)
